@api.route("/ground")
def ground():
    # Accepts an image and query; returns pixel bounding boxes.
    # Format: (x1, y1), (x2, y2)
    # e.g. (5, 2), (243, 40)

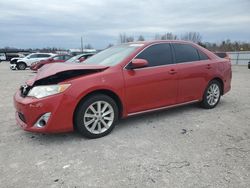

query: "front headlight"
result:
(27, 84), (71, 98)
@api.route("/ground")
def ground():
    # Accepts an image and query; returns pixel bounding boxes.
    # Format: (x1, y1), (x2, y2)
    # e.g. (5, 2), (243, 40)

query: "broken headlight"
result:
(27, 84), (71, 99)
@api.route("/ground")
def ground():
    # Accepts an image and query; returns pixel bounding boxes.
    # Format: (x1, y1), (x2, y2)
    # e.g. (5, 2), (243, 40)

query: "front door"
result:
(123, 43), (179, 114)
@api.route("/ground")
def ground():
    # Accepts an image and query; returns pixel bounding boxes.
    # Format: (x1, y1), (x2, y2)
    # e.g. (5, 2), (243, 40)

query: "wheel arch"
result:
(16, 61), (27, 66)
(73, 89), (124, 130)
(211, 77), (224, 95)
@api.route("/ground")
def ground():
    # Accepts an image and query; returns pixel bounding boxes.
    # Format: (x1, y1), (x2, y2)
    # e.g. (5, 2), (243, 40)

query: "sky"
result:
(0, 0), (250, 49)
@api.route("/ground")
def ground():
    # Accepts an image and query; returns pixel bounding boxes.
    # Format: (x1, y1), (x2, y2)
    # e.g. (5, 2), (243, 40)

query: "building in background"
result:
(69, 48), (97, 56)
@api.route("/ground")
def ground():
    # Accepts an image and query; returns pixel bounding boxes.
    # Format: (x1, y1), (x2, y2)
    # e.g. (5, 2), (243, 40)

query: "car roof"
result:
(127, 40), (198, 46)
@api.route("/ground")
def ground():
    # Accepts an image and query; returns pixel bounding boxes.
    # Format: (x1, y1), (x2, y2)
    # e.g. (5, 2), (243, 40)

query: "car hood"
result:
(26, 63), (109, 86)
(12, 57), (23, 61)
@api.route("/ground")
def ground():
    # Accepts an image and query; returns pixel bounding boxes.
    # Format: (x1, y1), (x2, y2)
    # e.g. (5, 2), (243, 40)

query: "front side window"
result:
(173, 44), (200, 63)
(53, 55), (64, 60)
(135, 43), (173, 67)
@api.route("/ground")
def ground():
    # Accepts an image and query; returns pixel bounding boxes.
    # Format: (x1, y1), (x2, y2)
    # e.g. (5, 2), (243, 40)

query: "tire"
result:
(75, 94), (119, 138)
(17, 62), (26, 70)
(200, 80), (222, 109)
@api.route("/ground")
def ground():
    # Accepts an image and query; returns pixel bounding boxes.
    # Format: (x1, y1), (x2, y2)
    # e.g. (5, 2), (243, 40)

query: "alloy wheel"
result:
(83, 101), (114, 134)
(206, 83), (220, 106)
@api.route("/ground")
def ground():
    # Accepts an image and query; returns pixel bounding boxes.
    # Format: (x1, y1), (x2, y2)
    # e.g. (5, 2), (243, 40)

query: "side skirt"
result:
(127, 100), (199, 117)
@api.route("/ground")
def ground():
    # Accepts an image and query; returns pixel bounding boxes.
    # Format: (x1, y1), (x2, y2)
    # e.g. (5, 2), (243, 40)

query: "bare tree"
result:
(155, 32), (177, 40)
(154, 33), (161, 40)
(166, 32), (178, 40)
(119, 33), (134, 43)
(181, 32), (202, 43)
(126, 36), (134, 42)
(84, 44), (93, 49)
(119, 33), (127, 43)
(137, 35), (145, 41)
(106, 44), (114, 48)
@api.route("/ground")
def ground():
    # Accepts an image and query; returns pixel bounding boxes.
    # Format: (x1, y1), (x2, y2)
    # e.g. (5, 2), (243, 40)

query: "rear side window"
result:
(64, 55), (71, 60)
(136, 43), (173, 67)
(173, 44), (199, 63)
(29, 54), (38, 58)
(37, 54), (51, 58)
(198, 50), (209, 60)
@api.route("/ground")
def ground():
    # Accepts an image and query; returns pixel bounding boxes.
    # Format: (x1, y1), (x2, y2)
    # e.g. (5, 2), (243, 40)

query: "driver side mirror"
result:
(128, 59), (148, 69)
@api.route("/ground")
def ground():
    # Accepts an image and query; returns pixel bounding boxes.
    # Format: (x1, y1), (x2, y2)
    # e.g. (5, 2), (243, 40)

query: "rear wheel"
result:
(200, 80), (221, 109)
(75, 94), (118, 138)
(17, 62), (26, 70)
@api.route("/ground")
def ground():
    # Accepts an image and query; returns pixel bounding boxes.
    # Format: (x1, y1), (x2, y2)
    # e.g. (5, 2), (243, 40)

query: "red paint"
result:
(30, 54), (72, 71)
(13, 40), (232, 133)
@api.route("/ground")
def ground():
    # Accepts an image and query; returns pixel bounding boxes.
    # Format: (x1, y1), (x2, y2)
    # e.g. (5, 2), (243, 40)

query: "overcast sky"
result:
(0, 0), (249, 49)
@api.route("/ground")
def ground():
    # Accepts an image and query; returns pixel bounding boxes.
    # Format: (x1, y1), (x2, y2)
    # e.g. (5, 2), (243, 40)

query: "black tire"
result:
(17, 62), (26, 70)
(200, 80), (222, 109)
(74, 94), (119, 138)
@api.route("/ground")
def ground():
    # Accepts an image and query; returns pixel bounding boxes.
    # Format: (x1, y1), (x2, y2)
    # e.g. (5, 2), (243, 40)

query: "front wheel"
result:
(17, 62), (27, 70)
(74, 94), (119, 138)
(200, 80), (222, 109)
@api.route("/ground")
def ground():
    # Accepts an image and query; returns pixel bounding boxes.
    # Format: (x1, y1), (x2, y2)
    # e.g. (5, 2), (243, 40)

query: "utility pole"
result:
(81, 36), (83, 53)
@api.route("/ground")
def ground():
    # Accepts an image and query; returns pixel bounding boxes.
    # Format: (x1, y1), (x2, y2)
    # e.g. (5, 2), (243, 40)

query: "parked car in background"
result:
(5, 53), (20, 61)
(14, 41), (232, 138)
(0, 53), (6, 62)
(214, 52), (231, 61)
(66, 53), (96, 64)
(10, 53), (29, 65)
(30, 54), (72, 71)
(10, 53), (55, 70)
(248, 61), (250, 69)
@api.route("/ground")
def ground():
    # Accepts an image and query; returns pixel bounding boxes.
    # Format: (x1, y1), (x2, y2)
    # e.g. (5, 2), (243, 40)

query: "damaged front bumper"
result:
(10, 64), (17, 70)
(13, 91), (75, 133)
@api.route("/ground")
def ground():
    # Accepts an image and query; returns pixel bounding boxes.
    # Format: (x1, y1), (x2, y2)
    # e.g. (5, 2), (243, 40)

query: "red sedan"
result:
(30, 54), (72, 71)
(14, 40), (232, 138)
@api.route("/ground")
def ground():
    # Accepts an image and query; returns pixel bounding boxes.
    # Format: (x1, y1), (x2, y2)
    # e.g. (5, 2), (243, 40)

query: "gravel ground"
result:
(0, 61), (249, 188)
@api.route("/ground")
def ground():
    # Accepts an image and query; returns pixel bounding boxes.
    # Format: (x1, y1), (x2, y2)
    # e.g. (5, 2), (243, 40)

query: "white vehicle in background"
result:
(10, 53), (28, 64)
(0, 53), (6, 62)
(11, 53), (55, 70)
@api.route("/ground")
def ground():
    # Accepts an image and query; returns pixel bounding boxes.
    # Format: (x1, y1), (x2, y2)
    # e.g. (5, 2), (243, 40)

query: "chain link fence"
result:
(227, 51), (250, 65)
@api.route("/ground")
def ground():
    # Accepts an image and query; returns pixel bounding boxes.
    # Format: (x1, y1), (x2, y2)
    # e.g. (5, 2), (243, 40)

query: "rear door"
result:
(172, 43), (212, 103)
(123, 43), (179, 114)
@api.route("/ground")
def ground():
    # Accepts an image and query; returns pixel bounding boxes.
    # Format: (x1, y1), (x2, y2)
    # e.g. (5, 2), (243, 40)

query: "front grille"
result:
(18, 112), (26, 123)
(20, 84), (32, 97)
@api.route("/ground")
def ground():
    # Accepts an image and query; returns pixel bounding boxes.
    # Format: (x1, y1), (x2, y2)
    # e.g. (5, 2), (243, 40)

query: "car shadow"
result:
(23, 100), (229, 142)
(115, 100), (229, 132)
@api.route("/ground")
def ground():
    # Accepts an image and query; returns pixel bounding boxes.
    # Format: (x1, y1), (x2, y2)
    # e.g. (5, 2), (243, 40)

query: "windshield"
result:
(83, 44), (143, 66)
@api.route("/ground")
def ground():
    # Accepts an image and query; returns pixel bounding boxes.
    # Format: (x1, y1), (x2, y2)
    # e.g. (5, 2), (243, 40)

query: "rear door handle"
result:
(168, 69), (177, 75)
(206, 64), (212, 69)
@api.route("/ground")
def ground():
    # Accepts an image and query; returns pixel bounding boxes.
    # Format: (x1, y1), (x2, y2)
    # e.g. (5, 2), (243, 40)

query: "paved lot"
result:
(0, 61), (249, 188)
